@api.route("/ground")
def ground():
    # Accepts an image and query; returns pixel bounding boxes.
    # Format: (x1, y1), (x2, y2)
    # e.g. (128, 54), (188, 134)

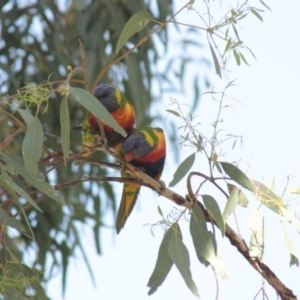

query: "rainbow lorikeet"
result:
(116, 127), (166, 234)
(82, 84), (135, 154)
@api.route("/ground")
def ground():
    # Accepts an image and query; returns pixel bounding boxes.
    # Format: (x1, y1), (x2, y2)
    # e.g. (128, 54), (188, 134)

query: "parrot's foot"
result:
(95, 137), (107, 148)
(120, 156), (127, 172)
(158, 180), (166, 193)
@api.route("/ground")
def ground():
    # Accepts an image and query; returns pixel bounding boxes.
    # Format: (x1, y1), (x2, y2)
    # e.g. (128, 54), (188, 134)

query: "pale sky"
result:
(47, 0), (300, 299)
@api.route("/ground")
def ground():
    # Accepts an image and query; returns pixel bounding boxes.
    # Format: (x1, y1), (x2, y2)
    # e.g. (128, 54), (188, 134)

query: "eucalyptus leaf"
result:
(147, 224), (176, 295)
(190, 203), (213, 265)
(21, 117), (43, 175)
(202, 195), (225, 237)
(1, 153), (64, 204)
(248, 209), (264, 259)
(252, 180), (281, 213)
(17, 108), (34, 127)
(280, 207), (300, 234)
(169, 153), (196, 187)
(227, 183), (249, 207)
(209, 42), (221, 78)
(220, 162), (255, 192)
(223, 188), (239, 222)
(22, 264), (48, 300)
(280, 221), (299, 267)
(0, 206), (26, 233)
(60, 96), (70, 164)
(250, 8), (263, 22)
(116, 11), (154, 54)
(1, 166), (42, 212)
(70, 87), (126, 137)
(168, 228), (200, 298)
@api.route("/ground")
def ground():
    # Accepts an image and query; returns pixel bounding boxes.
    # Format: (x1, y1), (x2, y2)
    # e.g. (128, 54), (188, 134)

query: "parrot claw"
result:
(158, 180), (166, 193)
(95, 136), (107, 148)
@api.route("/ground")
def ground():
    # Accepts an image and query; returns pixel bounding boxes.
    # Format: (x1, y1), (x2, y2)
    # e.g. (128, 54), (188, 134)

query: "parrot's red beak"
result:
(124, 152), (135, 162)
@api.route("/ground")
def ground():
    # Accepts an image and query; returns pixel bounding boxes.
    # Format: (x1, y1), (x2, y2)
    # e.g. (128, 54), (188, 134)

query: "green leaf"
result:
(202, 195), (225, 237)
(280, 207), (300, 234)
(223, 187), (239, 222)
(21, 117), (43, 175)
(209, 42), (222, 78)
(259, 0), (272, 11)
(60, 96), (70, 164)
(0, 176), (18, 202)
(147, 224), (175, 295)
(157, 205), (164, 217)
(250, 8), (263, 22)
(1, 153), (64, 204)
(0, 206), (26, 233)
(248, 209), (264, 259)
(22, 264), (48, 300)
(69, 87), (126, 137)
(169, 153), (196, 187)
(17, 108), (34, 127)
(166, 109), (180, 118)
(1, 166), (42, 212)
(190, 204), (214, 264)
(220, 162), (256, 192)
(233, 50), (240, 66)
(168, 227), (200, 298)
(116, 11), (154, 54)
(224, 38), (231, 52)
(280, 221), (299, 267)
(252, 180), (281, 213)
(239, 51), (249, 65)
(227, 183), (249, 207)
(232, 24), (240, 41)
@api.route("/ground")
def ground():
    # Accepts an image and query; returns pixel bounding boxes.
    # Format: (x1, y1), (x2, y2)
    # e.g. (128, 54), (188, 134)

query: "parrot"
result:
(81, 83), (136, 154)
(116, 126), (166, 234)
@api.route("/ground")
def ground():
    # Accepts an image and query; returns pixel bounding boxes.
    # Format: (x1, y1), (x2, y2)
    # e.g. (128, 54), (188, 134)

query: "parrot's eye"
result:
(133, 142), (139, 149)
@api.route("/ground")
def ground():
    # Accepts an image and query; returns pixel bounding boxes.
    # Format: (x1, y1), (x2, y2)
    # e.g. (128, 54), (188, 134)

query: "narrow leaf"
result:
(1, 153), (64, 204)
(70, 87), (126, 137)
(224, 38), (231, 52)
(22, 264), (48, 300)
(239, 51), (249, 65)
(169, 153), (195, 187)
(21, 117), (43, 175)
(157, 206), (164, 217)
(190, 203), (215, 265)
(116, 11), (154, 54)
(248, 209), (264, 259)
(209, 43), (222, 78)
(0, 206), (25, 233)
(232, 24), (240, 41)
(252, 180), (281, 213)
(202, 195), (225, 237)
(166, 109), (180, 118)
(280, 207), (300, 234)
(1, 166), (42, 212)
(223, 187), (239, 222)
(227, 183), (249, 207)
(60, 96), (70, 164)
(147, 224), (176, 295)
(250, 8), (263, 22)
(168, 229), (200, 298)
(17, 108), (34, 127)
(233, 50), (241, 66)
(259, 0), (272, 11)
(220, 162), (256, 192)
(280, 221), (299, 267)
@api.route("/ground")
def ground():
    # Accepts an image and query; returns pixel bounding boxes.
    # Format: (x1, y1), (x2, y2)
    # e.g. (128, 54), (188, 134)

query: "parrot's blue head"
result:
(94, 84), (118, 112)
(122, 131), (152, 161)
